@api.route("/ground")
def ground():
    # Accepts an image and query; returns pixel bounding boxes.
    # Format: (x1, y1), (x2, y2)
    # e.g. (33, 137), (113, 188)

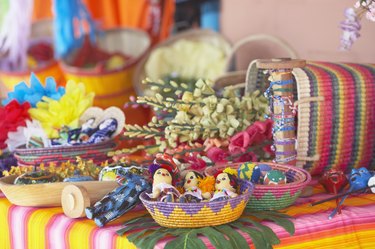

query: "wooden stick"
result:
(310, 184), (375, 207)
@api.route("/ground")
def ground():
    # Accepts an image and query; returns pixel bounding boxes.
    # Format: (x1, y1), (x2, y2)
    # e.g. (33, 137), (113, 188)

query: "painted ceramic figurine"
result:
(320, 169), (348, 194)
(180, 171), (211, 203)
(210, 170), (238, 202)
(329, 167), (373, 219)
(349, 167), (373, 191)
(85, 172), (150, 227)
(264, 170), (287, 185)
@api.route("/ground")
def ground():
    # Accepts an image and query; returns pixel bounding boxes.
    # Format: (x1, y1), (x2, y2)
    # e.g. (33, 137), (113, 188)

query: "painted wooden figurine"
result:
(210, 170), (238, 201)
(147, 154), (180, 202)
(180, 171), (211, 203)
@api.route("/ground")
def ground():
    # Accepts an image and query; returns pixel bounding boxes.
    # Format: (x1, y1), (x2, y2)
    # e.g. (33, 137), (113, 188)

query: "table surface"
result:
(1, 179), (375, 249)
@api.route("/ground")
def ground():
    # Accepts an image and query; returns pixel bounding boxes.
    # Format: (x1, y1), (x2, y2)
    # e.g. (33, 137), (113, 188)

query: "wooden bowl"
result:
(0, 175), (117, 207)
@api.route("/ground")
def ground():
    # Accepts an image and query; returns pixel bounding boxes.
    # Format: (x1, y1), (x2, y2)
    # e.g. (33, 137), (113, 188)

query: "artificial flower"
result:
(29, 80), (94, 138)
(0, 100), (31, 149)
(340, 8), (361, 50)
(203, 138), (229, 151)
(2, 73), (65, 107)
(185, 156), (206, 171)
(206, 147), (229, 163)
(228, 131), (250, 153)
(245, 125), (261, 145)
(253, 119), (273, 140)
(198, 175), (215, 194)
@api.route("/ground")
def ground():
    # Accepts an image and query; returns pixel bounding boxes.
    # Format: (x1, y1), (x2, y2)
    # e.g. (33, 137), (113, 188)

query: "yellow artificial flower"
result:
(223, 167), (238, 177)
(29, 80), (95, 138)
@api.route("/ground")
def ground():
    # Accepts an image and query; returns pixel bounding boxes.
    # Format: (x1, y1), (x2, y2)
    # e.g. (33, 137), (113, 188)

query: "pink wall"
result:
(221, 0), (375, 64)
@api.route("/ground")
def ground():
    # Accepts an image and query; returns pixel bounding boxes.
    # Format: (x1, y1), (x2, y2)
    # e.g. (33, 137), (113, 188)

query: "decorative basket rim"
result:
(14, 139), (116, 154)
(139, 179), (254, 207)
(205, 162), (311, 188)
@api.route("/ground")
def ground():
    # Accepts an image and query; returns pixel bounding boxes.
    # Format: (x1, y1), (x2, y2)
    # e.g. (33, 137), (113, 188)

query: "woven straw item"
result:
(205, 162), (311, 211)
(14, 140), (115, 166)
(139, 179), (254, 228)
(246, 61), (375, 175)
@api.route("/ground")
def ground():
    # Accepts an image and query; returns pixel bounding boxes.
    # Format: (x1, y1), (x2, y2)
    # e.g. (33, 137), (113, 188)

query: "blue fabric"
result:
(86, 119), (118, 144)
(53, 0), (96, 58)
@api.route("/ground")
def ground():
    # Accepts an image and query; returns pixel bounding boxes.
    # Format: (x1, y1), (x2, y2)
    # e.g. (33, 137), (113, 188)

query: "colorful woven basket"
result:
(139, 179), (254, 228)
(246, 61), (375, 175)
(205, 162), (311, 211)
(14, 140), (115, 166)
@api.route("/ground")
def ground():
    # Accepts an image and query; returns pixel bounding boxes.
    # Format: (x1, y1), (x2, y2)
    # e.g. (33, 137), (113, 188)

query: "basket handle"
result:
(296, 154), (320, 162)
(225, 33), (299, 72)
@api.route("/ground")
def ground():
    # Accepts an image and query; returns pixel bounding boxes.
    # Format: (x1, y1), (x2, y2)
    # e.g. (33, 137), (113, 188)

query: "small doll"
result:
(147, 154), (180, 202)
(210, 168), (238, 202)
(85, 172), (150, 227)
(180, 171), (211, 203)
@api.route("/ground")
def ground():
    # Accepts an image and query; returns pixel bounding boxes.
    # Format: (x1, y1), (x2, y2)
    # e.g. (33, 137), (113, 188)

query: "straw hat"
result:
(99, 107), (126, 137)
(79, 107), (104, 128)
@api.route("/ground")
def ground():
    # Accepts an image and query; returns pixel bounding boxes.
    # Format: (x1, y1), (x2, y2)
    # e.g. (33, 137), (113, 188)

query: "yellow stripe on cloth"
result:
(27, 207), (62, 249)
(0, 198), (11, 249)
(68, 220), (95, 249)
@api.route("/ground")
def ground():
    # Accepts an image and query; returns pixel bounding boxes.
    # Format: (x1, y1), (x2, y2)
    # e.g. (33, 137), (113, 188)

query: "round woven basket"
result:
(0, 19), (64, 99)
(133, 28), (232, 96)
(14, 140), (115, 166)
(139, 179), (254, 228)
(205, 162), (311, 211)
(60, 28), (151, 109)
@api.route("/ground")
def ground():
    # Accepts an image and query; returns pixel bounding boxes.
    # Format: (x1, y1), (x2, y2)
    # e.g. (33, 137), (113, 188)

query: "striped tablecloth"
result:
(1, 179), (375, 249)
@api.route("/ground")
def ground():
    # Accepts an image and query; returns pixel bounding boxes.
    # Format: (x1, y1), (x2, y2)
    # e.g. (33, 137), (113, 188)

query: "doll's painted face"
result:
(153, 168), (172, 185)
(184, 171), (200, 189)
(215, 172), (235, 192)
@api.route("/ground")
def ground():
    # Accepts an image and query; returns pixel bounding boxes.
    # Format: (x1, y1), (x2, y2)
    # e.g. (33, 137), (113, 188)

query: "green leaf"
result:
(132, 230), (166, 249)
(196, 227), (233, 249)
(252, 214), (295, 236)
(165, 230), (207, 249)
(238, 218), (280, 245)
(214, 224), (250, 249)
(231, 223), (271, 249)
(116, 221), (158, 236)
(127, 227), (160, 241)
(122, 215), (154, 226)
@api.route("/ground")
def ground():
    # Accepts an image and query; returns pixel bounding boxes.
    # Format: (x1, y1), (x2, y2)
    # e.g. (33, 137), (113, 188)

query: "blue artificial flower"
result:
(2, 73), (65, 107)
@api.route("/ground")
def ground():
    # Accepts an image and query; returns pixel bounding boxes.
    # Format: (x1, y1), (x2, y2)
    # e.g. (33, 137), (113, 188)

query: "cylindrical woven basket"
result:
(14, 140), (115, 166)
(246, 61), (375, 175)
(213, 33), (298, 90)
(139, 179), (254, 228)
(0, 19), (64, 99)
(133, 28), (232, 96)
(60, 28), (151, 109)
(205, 162), (311, 211)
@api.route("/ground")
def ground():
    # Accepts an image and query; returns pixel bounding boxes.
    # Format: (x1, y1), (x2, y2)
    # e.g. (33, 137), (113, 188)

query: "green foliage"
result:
(116, 210), (295, 249)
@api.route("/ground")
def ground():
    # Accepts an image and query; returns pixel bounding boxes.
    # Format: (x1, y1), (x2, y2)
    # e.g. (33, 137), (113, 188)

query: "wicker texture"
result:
(14, 140), (115, 166)
(139, 179), (254, 228)
(205, 162), (310, 211)
(246, 61), (375, 175)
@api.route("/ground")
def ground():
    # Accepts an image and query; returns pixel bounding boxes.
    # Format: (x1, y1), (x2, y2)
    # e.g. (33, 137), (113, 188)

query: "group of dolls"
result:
(147, 154), (240, 203)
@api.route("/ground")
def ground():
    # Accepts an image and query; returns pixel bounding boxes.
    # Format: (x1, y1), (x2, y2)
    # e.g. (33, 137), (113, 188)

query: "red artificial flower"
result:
(0, 100), (31, 149)
(206, 147), (229, 163)
(253, 119), (273, 140)
(245, 124), (262, 144)
(233, 152), (258, 163)
(228, 131), (250, 153)
(186, 156), (206, 171)
(263, 144), (275, 156)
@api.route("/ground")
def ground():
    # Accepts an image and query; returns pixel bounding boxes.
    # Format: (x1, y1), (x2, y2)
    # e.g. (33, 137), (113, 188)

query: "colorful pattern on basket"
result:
(139, 180), (254, 228)
(293, 62), (375, 175)
(14, 140), (115, 166)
